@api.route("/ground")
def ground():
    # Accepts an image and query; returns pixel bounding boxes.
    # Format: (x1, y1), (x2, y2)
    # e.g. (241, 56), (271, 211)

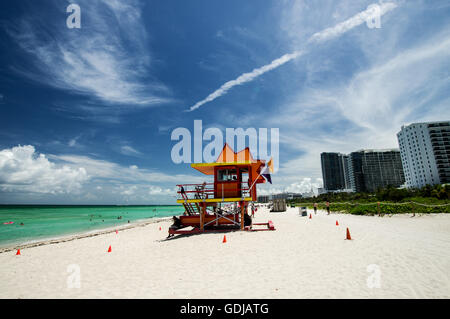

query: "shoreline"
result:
(0, 216), (171, 254)
(0, 210), (440, 253)
(1, 207), (449, 298)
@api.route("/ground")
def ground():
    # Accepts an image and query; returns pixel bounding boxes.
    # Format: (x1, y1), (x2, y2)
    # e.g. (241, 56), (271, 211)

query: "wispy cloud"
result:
(68, 135), (82, 148)
(188, 52), (303, 111)
(9, 0), (172, 107)
(307, 2), (397, 43)
(188, 2), (397, 111)
(260, 21), (450, 194)
(120, 145), (142, 157)
(51, 154), (203, 185)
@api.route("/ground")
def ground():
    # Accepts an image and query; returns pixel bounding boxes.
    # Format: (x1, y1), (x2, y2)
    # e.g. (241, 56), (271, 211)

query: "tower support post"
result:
(240, 201), (245, 230)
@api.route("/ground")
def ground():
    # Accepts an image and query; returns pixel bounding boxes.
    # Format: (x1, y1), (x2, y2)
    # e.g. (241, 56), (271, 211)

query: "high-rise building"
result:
(322, 148), (405, 193)
(346, 149), (405, 192)
(397, 121), (450, 188)
(341, 154), (351, 190)
(320, 152), (349, 192)
(348, 151), (365, 192)
(363, 149), (404, 192)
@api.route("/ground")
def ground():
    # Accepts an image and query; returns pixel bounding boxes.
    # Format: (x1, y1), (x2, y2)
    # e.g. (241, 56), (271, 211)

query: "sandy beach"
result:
(0, 207), (449, 299)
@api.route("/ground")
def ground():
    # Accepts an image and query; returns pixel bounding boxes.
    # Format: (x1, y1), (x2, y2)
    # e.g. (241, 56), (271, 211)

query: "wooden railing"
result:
(176, 183), (251, 201)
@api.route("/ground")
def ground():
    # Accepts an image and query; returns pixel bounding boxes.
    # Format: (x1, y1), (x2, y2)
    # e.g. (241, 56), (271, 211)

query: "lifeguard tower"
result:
(169, 144), (275, 236)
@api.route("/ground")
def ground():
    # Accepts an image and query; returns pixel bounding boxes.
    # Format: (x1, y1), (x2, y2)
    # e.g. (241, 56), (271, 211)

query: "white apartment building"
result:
(397, 121), (450, 188)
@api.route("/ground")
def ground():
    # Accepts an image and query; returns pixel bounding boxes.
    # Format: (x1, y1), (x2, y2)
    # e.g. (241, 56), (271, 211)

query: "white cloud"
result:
(188, 2), (397, 111)
(68, 139), (77, 147)
(336, 34), (450, 131)
(120, 145), (142, 157)
(51, 154), (204, 185)
(308, 2), (397, 43)
(9, 0), (171, 106)
(274, 29), (450, 139)
(188, 51), (303, 111)
(0, 145), (88, 194)
(0, 145), (203, 203)
(148, 185), (173, 195)
(68, 135), (82, 148)
(121, 185), (137, 196)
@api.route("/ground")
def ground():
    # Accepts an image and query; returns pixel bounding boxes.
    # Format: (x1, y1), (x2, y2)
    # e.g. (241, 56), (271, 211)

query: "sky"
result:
(0, 0), (449, 204)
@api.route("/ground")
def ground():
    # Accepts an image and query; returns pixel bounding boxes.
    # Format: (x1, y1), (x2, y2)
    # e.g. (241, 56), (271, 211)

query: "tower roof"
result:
(191, 143), (265, 176)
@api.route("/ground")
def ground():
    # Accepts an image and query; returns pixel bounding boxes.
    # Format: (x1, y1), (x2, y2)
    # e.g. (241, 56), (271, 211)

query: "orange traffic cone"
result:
(16, 249), (21, 255)
(346, 228), (352, 240)
(222, 235), (227, 243)
(336, 220), (339, 226)
(107, 245), (112, 253)
(309, 214), (312, 219)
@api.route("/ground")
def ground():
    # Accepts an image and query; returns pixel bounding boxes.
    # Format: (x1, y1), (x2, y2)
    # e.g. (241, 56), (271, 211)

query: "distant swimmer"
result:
(20, 222), (24, 226)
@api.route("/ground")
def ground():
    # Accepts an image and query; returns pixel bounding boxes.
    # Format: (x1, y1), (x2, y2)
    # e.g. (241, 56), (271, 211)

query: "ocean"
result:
(0, 205), (184, 248)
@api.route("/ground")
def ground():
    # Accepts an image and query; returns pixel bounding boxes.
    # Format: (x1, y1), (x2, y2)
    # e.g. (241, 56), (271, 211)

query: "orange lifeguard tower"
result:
(169, 144), (275, 237)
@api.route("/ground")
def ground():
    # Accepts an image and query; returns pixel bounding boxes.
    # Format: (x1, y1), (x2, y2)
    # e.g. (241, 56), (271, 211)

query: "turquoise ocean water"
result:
(0, 205), (184, 248)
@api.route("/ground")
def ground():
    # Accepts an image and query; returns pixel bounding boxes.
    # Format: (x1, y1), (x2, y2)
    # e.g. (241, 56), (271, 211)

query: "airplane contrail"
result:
(187, 2), (397, 112)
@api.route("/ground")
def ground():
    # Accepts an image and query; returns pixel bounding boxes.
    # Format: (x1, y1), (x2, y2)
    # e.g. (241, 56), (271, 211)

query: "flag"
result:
(267, 157), (274, 173)
(260, 165), (272, 184)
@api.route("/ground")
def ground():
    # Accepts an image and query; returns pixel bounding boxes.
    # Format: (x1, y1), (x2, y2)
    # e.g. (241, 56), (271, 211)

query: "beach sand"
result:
(0, 207), (449, 298)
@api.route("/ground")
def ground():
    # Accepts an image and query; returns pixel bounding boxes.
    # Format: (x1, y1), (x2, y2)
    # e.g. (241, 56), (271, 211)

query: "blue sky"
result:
(0, 0), (449, 204)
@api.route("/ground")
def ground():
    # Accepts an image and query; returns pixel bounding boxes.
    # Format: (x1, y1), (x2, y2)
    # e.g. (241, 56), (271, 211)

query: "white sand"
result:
(0, 207), (449, 298)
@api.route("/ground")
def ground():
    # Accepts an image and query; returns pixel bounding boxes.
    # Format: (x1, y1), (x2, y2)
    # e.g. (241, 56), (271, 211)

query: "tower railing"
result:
(176, 183), (251, 201)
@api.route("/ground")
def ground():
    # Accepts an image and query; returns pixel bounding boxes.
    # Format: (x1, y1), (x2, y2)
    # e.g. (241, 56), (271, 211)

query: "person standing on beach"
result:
(313, 203), (318, 214)
(326, 201), (330, 215)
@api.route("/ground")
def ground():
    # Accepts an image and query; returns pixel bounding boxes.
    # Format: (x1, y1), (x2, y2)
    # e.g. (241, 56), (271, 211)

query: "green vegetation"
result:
(288, 184), (450, 215)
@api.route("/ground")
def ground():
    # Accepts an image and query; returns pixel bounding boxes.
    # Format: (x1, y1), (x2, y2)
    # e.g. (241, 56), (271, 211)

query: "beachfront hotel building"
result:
(397, 121), (450, 188)
(257, 193), (302, 202)
(321, 149), (405, 193)
(257, 195), (270, 203)
(320, 152), (351, 192)
(348, 151), (364, 192)
(272, 192), (303, 200)
(348, 149), (405, 193)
